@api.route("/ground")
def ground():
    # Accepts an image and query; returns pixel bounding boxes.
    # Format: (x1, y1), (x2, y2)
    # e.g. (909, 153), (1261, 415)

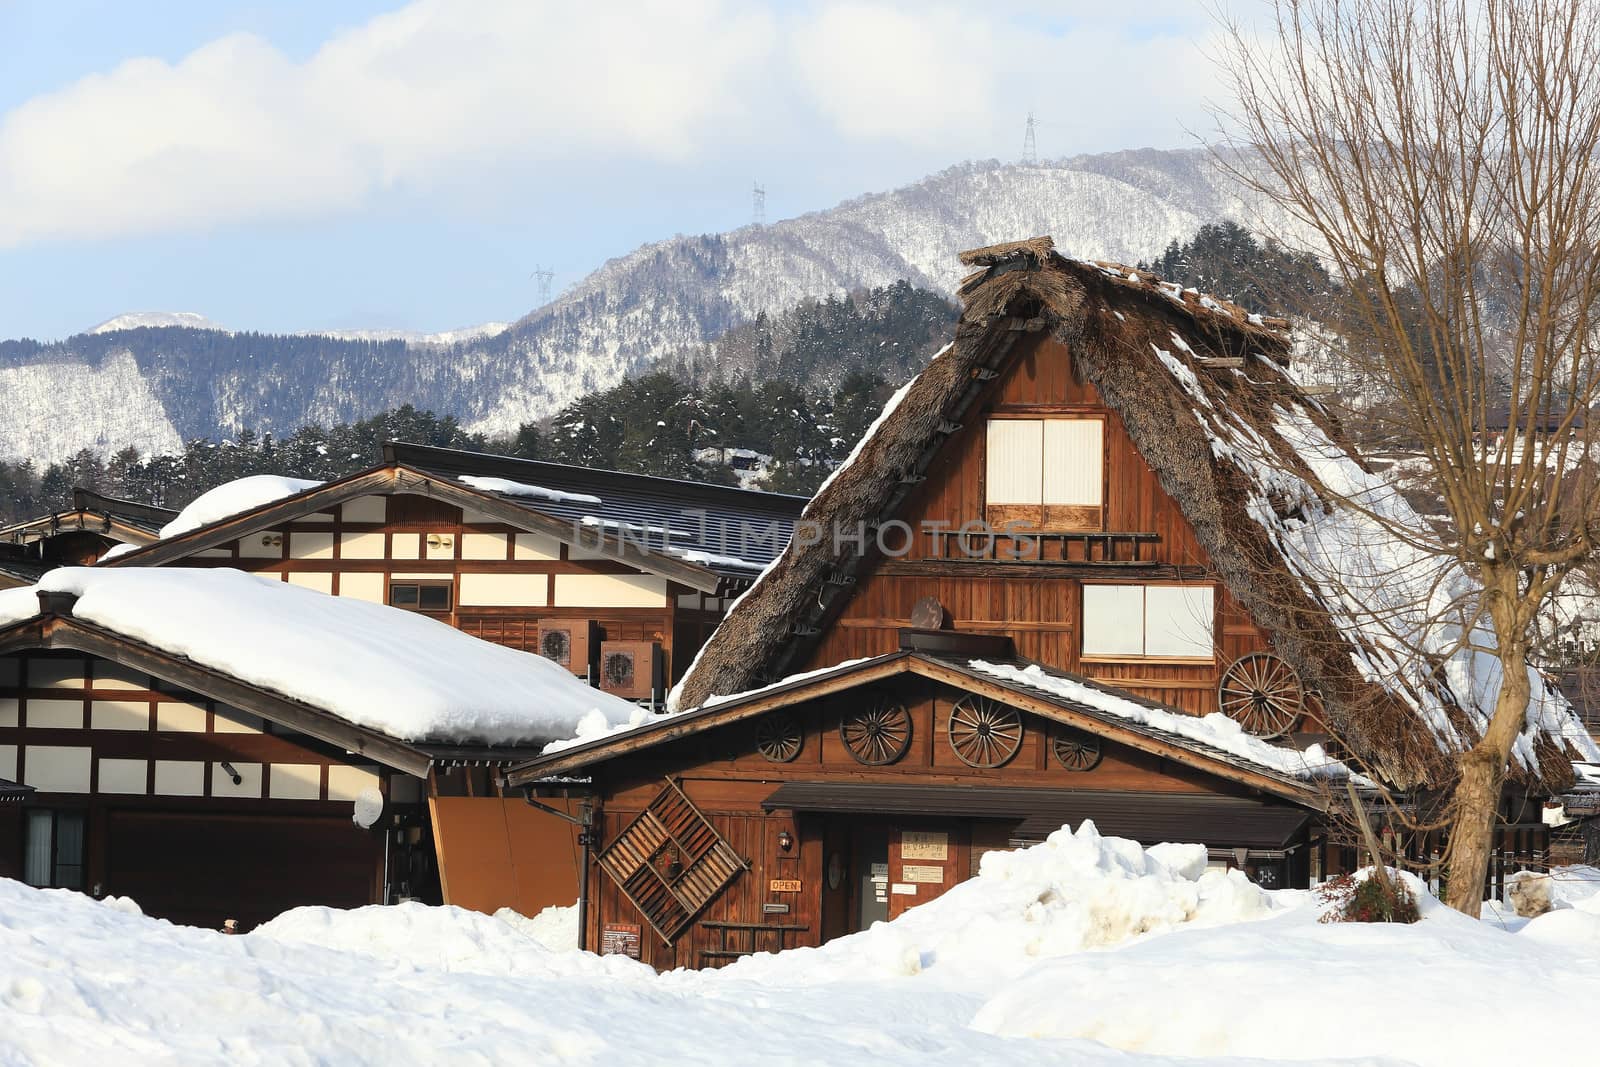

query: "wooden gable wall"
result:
(158, 491), (726, 683)
(807, 334), (1271, 716)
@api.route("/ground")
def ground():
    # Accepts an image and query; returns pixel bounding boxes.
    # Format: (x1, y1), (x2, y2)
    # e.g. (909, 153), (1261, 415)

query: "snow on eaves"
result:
(458, 475), (600, 506)
(160, 475), (324, 539)
(968, 659), (1348, 782)
(2, 568), (641, 747)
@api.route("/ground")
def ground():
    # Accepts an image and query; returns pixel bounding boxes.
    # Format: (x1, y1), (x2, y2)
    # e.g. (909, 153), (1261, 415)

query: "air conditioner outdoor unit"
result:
(536, 620), (598, 674)
(599, 640), (659, 700)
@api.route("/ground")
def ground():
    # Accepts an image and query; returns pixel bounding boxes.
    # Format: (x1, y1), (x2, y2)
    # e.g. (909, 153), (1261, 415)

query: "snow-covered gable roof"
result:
(159, 475), (323, 539)
(674, 237), (1598, 789)
(0, 568), (643, 754)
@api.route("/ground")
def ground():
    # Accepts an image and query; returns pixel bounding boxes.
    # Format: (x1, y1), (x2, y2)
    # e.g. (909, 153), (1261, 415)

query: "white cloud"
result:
(0, 0), (1231, 248)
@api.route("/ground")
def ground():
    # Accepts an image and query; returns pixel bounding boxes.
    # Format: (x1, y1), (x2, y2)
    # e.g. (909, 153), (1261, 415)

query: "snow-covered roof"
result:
(673, 237), (1598, 788)
(160, 475), (324, 539)
(0, 568), (640, 748)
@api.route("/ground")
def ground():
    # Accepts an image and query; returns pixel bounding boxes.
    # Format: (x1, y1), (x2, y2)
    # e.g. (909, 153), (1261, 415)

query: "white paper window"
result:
(1043, 419), (1104, 506)
(1082, 585), (1145, 656)
(1083, 584), (1215, 659)
(985, 420), (1044, 504)
(1145, 585), (1216, 658)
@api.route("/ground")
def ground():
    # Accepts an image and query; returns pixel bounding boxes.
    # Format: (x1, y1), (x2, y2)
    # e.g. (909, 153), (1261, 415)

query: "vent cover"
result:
(594, 780), (747, 944)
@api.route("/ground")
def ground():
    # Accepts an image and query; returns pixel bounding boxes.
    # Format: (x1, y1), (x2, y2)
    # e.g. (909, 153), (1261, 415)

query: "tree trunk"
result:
(1442, 642), (1532, 916)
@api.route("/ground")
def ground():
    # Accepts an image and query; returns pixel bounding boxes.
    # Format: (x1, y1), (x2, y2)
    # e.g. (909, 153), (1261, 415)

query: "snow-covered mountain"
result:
(87, 311), (226, 335)
(0, 149), (1300, 464)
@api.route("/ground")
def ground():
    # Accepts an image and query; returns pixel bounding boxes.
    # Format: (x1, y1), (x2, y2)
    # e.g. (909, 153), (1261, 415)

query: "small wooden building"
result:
(0, 490), (174, 586)
(0, 568), (639, 929)
(504, 238), (1595, 969)
(108, 444), (805, 697)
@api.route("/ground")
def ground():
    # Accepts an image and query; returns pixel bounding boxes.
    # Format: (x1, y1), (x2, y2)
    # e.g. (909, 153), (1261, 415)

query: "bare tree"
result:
(1215, 0), (1600, 915)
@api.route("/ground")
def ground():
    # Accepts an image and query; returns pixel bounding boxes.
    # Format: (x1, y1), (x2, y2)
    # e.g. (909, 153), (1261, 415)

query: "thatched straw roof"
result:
(674, 237), (1597, 788)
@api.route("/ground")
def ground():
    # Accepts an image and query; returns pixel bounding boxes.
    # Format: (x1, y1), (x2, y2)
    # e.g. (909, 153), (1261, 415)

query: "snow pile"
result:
(495, 901), (580, 951)
(719, 821), (1275, 985)
(5, 567), (641, 745)
(459, 474), (600, 506)
(969, 659), (1347, 780)
(253, 901), (636, 979)
(159, 474), (323, 538)
(972, 869), (1600, 1064)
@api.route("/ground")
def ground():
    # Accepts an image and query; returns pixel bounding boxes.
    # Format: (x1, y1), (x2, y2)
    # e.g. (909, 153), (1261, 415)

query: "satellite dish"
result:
(352, 787), (385, 829)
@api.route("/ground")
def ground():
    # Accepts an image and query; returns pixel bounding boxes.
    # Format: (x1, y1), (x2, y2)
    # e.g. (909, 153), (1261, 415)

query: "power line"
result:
(752, 182), (766, 226)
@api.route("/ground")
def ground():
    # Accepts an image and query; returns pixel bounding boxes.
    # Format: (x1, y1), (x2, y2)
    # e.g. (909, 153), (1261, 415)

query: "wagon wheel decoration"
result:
(1051, 728), (1103, 772)
(946, 696), (1023, 768)
(839, 700), (913, 765)
(1217, 651), (1305, 739)
(755, 713), (803, 763)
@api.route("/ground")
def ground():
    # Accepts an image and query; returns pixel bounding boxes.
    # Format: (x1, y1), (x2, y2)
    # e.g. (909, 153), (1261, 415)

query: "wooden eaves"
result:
(101, 463), (725, 594)
(0, 613), (437, 777)
(505, 651), (1327, 808)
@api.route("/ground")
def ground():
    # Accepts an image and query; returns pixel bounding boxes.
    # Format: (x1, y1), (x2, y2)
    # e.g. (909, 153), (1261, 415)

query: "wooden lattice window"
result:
(594, 780), (747, 944)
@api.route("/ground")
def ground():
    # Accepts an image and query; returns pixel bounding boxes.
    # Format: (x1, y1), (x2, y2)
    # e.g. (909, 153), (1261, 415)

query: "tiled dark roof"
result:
(386, 442), (805, 579)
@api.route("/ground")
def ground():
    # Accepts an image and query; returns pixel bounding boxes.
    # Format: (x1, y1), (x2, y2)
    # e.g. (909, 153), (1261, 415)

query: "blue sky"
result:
(0, 1), (1226, 339)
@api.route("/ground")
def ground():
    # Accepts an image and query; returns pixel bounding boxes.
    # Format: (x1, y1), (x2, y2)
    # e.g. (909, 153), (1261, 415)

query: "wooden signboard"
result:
(900, 831), (949, 861)
(601, 922), (642, 959)
(769, 879), (802, 894)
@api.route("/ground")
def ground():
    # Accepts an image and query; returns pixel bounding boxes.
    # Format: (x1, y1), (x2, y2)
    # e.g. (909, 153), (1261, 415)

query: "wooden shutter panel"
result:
(1042, 418), (1104, 530)
(594, 780), (747, 944)
(985, 419), (1043, 526)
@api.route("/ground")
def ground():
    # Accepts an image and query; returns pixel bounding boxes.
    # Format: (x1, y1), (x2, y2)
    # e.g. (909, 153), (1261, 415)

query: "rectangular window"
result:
(1082, 583), (1215, 660)
(985, 417), (1104, 530)
(23, 809), (85, 889)
(389, 581), (452, 613)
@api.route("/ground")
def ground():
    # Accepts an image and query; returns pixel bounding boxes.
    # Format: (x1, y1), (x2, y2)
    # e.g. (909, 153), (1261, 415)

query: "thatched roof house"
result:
(673, 237), (1595, 789)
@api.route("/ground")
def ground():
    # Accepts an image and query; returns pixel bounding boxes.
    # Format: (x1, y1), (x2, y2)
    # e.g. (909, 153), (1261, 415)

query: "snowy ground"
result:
(2, 824), (1598, 1066)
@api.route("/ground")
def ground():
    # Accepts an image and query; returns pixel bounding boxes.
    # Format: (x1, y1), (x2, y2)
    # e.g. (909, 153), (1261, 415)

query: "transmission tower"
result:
(530, 265), (555, 304)
(752, 182), (766, 225)
(1022, 111), (1038, 164)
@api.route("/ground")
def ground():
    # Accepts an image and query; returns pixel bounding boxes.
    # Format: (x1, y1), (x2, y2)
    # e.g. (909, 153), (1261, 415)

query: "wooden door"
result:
(887, 824), (967, 920)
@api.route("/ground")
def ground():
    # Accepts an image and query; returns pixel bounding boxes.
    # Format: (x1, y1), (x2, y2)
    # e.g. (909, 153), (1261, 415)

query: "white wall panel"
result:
(288, 531), (335, 559)
(337, 572), (385, 603)
(212, 761), (262, 799)
(213, 706), (263, 734)
(327, 764), (380, 802)
(239, 532), (285, 559)
(552, 574), (667, 608)
(0, 698), (16, 727)
(92, 664), (147, 691)
(341, 496), (388, 524)
(459, 573), (546, 607)
(513, 533), (560, 561)
(270, 763), (322, 800)
(24, 746), (91, 792)
(28, 658), (87, 688)
(155, 701), (207, 732)
(26, 699), (83, 729)
(287, 572), (334, 593)
(339, 531), (386, 559)
(98, 758), (147, 795)
(0, 744), (15, 781)
(153, 760), (204, 797)
(462, 533), (509, 560)
(91, 700), (150, 731)
(390, 533), (421, 560)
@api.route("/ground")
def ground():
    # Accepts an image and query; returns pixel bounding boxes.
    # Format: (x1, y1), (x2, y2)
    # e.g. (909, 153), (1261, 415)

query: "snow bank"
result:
(160, 474), (323, 538)
(973, 871), (1600, 1065)
(495, 901), (580, 951)
(718, 822), (1275, 985)
(24, 567), (641, 745)
(253, 901), (637, 979)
